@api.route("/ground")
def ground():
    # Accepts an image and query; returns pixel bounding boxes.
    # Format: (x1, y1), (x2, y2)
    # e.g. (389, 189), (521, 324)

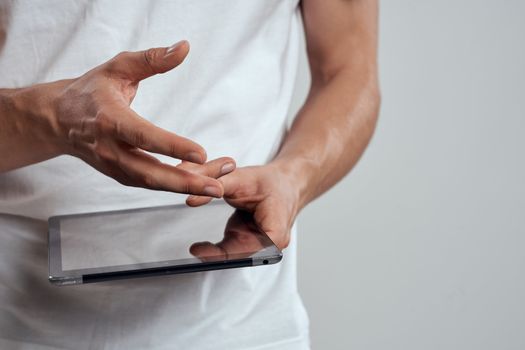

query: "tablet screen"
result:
(48, 201), (281, 285)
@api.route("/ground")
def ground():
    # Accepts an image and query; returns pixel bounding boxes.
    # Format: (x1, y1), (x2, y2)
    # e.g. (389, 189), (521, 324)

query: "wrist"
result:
(10, 80), (70, 158)
(268, 155), (321, 212)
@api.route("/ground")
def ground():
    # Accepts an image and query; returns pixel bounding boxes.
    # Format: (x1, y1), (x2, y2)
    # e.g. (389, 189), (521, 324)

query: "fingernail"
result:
(203, 186), (221, 198)
(186, 151), (204, 164)
(220, 162), (235, 175)
(166, 40), (186, 55)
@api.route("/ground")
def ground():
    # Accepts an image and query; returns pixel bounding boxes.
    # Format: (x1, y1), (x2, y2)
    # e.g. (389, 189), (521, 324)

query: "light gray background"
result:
(294, 1), (525, 349)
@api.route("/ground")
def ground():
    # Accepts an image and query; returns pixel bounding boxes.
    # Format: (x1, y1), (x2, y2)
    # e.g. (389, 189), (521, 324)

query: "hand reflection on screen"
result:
(189, 210), (267, 262)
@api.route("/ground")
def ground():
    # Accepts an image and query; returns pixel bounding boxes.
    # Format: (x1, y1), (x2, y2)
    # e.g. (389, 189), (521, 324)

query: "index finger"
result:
(113, 108), (206, 164)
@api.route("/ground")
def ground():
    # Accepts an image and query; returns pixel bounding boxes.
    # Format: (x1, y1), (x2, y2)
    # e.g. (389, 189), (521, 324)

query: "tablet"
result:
(48, 201), (282, 286)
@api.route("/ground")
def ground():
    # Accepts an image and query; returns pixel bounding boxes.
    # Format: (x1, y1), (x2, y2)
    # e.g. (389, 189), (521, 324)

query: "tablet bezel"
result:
(48, 202), (282, 286)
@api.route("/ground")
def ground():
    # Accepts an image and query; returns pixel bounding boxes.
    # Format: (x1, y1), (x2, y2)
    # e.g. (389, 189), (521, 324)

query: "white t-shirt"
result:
(0, 1), (310, 349)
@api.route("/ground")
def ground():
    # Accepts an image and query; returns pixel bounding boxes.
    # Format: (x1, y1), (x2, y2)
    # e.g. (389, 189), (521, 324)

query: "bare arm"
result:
(0, 84), (62, 171)
(273, 0), (380, 210)
(187, 0), (380, 249)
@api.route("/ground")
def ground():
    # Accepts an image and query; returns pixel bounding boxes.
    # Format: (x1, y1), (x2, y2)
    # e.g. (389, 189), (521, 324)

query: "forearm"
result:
(0, 83), (63, 172)
(272, 67), (380, 210)
(269, 0), (380, 210)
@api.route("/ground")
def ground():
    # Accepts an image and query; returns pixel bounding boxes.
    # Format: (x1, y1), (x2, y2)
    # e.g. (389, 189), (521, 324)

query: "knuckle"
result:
(141, 173), (158, 189)
(180, 173), (198, 193)
(112, 118), (146, 147)
(93, 142), (115, 163)
(169, 142), (180, 157)
(116, 51), (131, 59)
(133, 129), (146, 147)
(113, 51), (131, 65)
(93, 111), (112, 134)
(80, 117), (90, 134)
(112, 119), (125, 139)
(143, 48), (159, 74)
(66, 130), (85, 156)
(67, 129), (79, 146)
(183, 182), (191, 194)
(105, 51), (129, 72)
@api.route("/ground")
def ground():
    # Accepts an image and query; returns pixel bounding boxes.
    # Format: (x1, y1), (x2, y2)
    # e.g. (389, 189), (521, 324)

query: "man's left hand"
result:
(186, 163), (301, 250)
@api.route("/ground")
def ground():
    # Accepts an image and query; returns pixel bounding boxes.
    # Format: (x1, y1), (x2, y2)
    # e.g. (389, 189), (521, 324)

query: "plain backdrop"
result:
(293, 1), (525, 349)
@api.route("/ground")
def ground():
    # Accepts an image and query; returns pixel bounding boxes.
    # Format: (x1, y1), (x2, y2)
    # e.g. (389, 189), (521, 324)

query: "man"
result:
(0, 0), (379, 349)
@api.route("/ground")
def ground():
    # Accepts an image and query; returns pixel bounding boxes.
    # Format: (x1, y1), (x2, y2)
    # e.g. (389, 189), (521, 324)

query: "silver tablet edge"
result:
(252, 254), (283, 266)
(49, 275), (83, 286)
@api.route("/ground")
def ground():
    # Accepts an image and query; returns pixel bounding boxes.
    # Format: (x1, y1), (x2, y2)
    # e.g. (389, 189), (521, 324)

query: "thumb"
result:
(104, 40), (190, 82)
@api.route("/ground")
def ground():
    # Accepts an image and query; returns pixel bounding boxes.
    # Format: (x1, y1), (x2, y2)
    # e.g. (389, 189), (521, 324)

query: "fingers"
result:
(182, 157), (236, 206)
(104, 40), (190, 82)
(186, 195), (214, 207)
(178, 157), (236, 178)
(116, 147), (224, 197)
(186, 168), (244, 207)
(186, 168), (242, 207)
(109, 107), (207, 163)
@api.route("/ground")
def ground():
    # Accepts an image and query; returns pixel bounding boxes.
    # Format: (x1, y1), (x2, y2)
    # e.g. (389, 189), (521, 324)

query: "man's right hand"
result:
(0, 41), (233, 197)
